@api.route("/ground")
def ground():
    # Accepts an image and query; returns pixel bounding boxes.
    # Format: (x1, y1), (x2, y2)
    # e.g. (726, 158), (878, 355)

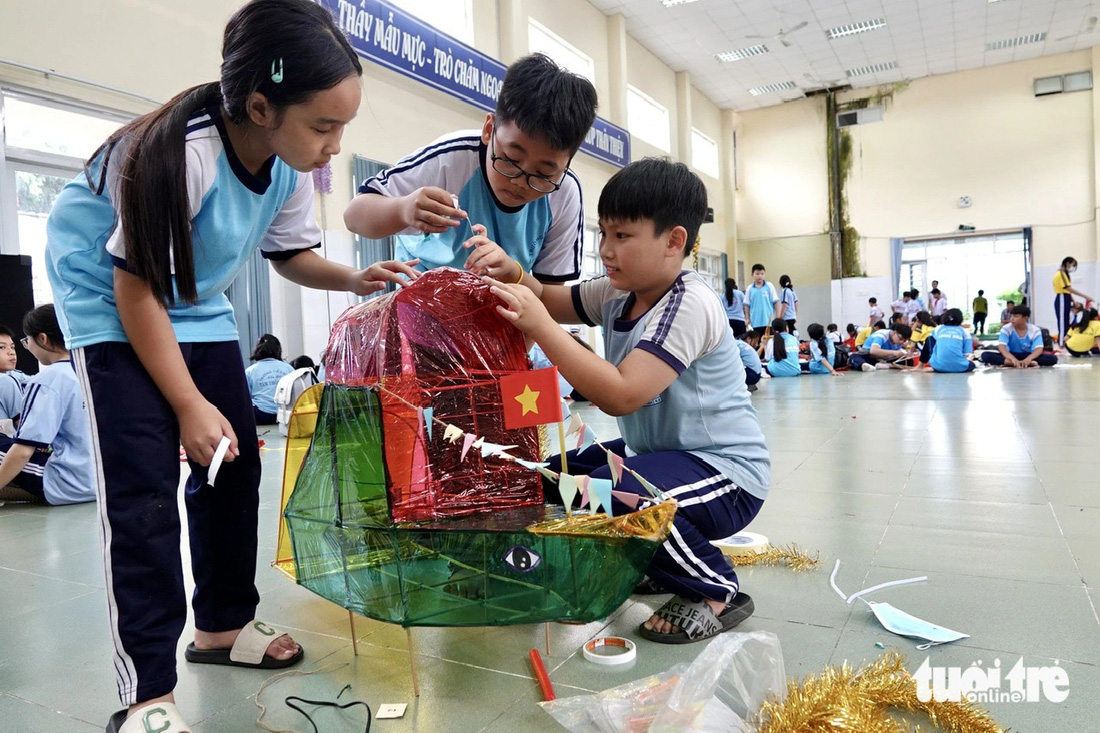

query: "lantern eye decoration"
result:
(503, 545), (541, 572)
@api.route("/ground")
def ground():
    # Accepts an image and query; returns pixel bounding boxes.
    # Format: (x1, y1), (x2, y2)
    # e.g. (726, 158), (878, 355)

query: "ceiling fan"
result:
(1056, 14), (1098, 41)
(802, 71), (845, 89)
(746, 20), (810, 47)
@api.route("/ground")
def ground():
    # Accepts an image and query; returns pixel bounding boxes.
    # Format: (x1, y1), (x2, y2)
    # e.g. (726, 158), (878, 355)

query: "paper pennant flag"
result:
(626, 467), (665, 500)
(611, 489), (642, 510)
(480, 441), (518, 458)
(558, 473), (579, 511)
(443, 424), (463, 444)
(566, 412), (584, 437)
(423, 407), (434, 441)
(516, 458), (551, 470)
(607, 452), (625, 485)
(536, 466), (559, 482)
(560, 399), (571, 423)
(579, 475), (590, 507)
(576, 425), (597, 453)
(460, 433), (477, 461)
(589, 478), (614, 517)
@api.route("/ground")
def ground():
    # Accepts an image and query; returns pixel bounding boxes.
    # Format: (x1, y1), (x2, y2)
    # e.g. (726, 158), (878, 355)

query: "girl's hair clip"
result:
(271, 58), (284, 84)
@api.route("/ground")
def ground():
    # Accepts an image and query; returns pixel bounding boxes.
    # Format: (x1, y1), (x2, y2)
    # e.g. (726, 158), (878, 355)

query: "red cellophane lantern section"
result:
(323, 268), (543, 523)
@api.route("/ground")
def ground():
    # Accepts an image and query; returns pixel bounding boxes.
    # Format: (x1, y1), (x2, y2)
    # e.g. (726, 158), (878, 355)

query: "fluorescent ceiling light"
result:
(716, 45), (769, 62)
(748, 81), (796, 96)
(661, 0), (700, 7)
(987, 32), (1046, 50)
(846, 60), (898, 77)
(826, 19), (886, 39)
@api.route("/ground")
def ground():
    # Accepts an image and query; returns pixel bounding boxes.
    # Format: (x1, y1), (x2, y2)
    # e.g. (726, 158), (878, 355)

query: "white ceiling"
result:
(586, 0), (1100, 110)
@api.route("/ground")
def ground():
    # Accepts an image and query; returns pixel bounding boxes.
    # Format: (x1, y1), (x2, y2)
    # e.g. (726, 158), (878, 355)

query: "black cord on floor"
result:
(284, 695), (371, 733)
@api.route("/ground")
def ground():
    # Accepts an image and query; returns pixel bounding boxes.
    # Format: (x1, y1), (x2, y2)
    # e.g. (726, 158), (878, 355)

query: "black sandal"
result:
(638, 593), (754, 644)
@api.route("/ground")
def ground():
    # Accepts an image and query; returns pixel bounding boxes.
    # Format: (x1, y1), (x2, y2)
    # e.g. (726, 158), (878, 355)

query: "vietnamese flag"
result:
(500, 367), (562, 429)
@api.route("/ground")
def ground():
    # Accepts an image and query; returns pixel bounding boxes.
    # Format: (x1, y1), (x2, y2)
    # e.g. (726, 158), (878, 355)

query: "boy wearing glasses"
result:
(344, 53), (597, 282)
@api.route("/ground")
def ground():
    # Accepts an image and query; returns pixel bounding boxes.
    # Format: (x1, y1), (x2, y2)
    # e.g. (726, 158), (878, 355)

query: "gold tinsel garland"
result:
(755, 650), (1005, 733)
(728, 543), (821, 572)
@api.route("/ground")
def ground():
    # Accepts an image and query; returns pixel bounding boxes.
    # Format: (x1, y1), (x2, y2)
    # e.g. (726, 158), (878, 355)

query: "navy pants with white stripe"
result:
(1054, 294), (1073, 343)
(74, 342), (262, 705)
(546, 439), (764, 604)
(0, 433), (50, 502)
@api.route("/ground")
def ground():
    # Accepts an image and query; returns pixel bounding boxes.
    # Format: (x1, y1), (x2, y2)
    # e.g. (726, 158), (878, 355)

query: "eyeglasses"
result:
(489, 130), (568, 194)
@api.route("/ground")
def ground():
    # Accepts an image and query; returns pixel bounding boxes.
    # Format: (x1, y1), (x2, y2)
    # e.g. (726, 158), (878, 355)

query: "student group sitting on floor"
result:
(726, 276), (1094, 383)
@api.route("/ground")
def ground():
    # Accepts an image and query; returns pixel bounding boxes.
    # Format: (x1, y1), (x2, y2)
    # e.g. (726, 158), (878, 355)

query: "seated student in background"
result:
(760, 318), (801, 378)
(723, 278), (747, 337)
(344, 53), (596, 284)
(867, 297), (884, 327)
(802, 323), (841, 376)
(1064, 308), (1100, 356)
(0, 305), (94, 506)
(849, 323), (913, 372)
(245, 334), (294, 425)
(980, 306), (1058, 368)
(290, 355), (317, 376)
(917, 308), (974, 372)
(844, 323), (858, 349)
(910, 311), (936, 345)
(735, 336), (762, 392)
(1000, 300), (1015, 326)
(0, 326), (24, 431)
(826, 323), (842, 344)
(854, 320), (884, 350)
(490, 158), (767, 644)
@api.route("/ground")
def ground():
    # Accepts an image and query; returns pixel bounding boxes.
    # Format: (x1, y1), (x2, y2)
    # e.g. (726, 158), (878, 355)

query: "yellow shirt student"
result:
(910, 323), (933, 344)
(854, 326), (873, 348)
(972, 295), (988, 313)
(1065, 320), (1100, 352)
(1053, 270), (1072, 295)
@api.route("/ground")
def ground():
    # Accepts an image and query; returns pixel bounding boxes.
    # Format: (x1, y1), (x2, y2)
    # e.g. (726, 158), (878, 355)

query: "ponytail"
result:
(770, 318), (788, 361)
(724, 278), (737, 307)
(807, 323), (828, 360)
(84, 0), (362, 307)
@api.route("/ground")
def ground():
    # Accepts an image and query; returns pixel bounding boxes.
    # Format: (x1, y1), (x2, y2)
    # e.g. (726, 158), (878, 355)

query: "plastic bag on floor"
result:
(539, 631), (785, 732)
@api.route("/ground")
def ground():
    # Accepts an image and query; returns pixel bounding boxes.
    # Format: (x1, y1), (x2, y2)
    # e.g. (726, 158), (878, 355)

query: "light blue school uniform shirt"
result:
(864, 329), (902, 352)
(245, 358), (294, 415)
(46, 104), (322, 349)
(764, 333), (801, 377)
(746, 282), (778, 328)
(807, 338), (836, 374)
(998, 323), (1044, 353)
(529, 343), (574, 397)
(779, 287), (798, 321)
(573, 271), (770, 500)
(929, 324), (973, 372)
(12, 361), (93, 505)
(724, 290), (746, 322)
(0, 372), (24, 422)
(361, 131), (582, 281)
(735, 339), (762, 375)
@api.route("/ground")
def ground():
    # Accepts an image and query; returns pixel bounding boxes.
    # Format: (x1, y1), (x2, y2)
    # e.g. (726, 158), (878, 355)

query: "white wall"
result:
(735, 50), (1100, 331)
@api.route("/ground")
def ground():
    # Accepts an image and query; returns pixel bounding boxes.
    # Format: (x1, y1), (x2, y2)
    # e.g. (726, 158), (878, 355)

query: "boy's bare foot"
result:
(642, 597), (726, 635)
(192, 627), (300, 661)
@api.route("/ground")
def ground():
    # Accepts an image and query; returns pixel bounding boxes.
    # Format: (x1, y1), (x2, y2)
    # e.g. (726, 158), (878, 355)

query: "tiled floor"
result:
(1, 363), (1097, 730)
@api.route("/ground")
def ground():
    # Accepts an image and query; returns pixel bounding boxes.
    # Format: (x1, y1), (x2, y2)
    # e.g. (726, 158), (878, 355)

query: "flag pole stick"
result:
(556, 419), (571, 517)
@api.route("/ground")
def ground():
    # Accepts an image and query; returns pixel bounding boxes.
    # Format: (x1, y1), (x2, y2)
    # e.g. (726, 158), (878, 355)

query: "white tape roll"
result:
(713, 532), (770, 556)
(207, 436), (231, 486)
(582, 636), (637, 666)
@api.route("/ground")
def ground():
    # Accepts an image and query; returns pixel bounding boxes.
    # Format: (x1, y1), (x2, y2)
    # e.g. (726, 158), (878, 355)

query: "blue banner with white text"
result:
(320, 0), (630, 167)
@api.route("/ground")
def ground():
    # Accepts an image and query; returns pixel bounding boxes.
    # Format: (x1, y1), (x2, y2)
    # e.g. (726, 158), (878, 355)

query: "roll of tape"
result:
(713, 531), (770, 556)
(582, 636), (637, 666)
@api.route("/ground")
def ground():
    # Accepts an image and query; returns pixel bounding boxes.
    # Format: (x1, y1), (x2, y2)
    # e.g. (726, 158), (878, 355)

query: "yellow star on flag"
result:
(514, 384), (541, 416)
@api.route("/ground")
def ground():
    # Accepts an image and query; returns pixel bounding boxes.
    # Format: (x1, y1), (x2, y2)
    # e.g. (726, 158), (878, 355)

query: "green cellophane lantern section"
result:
(285, 383), (673, 627)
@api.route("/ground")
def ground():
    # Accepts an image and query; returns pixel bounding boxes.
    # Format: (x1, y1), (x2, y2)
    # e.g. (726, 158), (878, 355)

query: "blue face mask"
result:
(867, 601), (969, 650)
